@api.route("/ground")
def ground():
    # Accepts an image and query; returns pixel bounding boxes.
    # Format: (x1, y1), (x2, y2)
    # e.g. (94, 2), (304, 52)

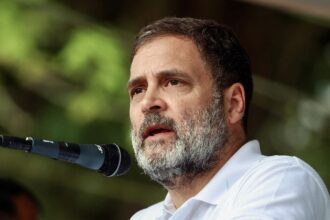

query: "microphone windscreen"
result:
(98, 144), (131, 176)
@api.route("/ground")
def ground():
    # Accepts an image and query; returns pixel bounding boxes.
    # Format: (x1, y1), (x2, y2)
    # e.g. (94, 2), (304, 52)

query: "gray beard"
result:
(131, 96), (228, 189)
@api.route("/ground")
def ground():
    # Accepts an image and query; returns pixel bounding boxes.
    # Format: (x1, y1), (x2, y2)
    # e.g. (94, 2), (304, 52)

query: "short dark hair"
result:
(132, 17), (253, 131)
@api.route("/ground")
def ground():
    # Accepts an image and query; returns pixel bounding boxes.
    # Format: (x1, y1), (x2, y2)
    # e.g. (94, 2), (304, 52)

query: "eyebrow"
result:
(127, 69), (190, 90)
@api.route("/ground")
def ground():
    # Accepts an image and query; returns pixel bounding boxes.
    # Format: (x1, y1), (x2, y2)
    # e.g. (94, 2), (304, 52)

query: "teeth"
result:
(149, 128), (169, 136)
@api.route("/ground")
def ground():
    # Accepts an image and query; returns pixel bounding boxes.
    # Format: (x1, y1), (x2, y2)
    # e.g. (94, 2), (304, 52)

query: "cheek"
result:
(129, 106), (141, 130)
(129, 106), (133, 123)
(173, 99), (195, 115)
(174, 97), (209, 119)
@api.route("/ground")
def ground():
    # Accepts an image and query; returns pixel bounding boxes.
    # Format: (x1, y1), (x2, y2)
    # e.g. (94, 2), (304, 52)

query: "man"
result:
(0, 178), (41, 220)
(128, 17), (330, 219)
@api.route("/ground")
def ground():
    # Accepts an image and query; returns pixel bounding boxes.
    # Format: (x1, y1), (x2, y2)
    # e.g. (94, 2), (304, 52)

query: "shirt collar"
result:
(194, 140), (265, 205)
(163, 193), (176, 214)
(163, 140), (265, 211)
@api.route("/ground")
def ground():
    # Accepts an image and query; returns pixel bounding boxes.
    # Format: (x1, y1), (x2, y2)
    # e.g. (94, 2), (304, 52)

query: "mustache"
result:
(138, 113), (177, 139)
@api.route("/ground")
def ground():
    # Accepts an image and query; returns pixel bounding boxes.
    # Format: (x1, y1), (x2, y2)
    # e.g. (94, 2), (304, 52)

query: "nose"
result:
(141, 88), (167, 114)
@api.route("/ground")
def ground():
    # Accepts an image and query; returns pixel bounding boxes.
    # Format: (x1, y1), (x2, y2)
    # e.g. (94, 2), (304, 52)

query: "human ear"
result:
(224, 83), (245, 125)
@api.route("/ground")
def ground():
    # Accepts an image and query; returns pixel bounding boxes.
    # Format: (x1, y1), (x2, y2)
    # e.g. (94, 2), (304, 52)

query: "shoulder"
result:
(130, 201), (163, 220)
(243, 155), (329, 204)
(224, 155), (330, 219)
(248, 155), (328, 195)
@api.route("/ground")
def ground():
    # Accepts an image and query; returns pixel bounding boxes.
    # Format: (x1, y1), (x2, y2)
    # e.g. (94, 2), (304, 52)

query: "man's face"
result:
(129, 36), (228, 187)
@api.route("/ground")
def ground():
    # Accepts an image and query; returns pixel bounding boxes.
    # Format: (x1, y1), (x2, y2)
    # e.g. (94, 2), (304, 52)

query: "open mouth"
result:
(143, 125), (174, 139)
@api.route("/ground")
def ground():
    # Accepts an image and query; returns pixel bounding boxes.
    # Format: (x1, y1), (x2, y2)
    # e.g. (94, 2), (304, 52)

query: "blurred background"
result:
(0, 0), (329, 219)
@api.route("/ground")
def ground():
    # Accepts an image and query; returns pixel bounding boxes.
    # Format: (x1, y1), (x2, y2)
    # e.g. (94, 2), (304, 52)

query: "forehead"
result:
(129, 35), (211, 81)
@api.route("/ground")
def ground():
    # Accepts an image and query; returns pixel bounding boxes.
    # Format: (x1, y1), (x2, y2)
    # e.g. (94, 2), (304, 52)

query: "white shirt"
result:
(131, 140), (330, 220)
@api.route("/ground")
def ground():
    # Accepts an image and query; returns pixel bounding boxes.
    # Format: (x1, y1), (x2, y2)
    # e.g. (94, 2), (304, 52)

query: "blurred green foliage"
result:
(0, 0), (164, 219)
(0, 0), (329, 219)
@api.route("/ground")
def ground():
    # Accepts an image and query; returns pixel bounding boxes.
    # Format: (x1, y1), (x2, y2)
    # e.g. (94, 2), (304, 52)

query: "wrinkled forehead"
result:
(129, 35), (210, 81)
(132, 33), (194, 60)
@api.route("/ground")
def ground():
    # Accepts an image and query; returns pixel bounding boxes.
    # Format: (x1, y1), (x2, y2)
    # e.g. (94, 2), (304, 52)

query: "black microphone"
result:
(0, 135), (131, 177)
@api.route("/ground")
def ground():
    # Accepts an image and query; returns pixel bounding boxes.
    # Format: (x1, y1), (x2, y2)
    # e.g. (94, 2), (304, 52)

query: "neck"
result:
(167, 135), (246, 208)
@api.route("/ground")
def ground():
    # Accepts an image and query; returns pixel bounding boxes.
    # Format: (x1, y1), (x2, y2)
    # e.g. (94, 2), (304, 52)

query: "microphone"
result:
(0, 135), (131, 177)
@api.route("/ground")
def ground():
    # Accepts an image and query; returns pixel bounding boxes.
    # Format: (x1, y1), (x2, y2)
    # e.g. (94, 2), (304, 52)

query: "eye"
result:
(166, 79), (182, 86)
(170, 79), (180, 85)
(130, 87), (145, 97)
